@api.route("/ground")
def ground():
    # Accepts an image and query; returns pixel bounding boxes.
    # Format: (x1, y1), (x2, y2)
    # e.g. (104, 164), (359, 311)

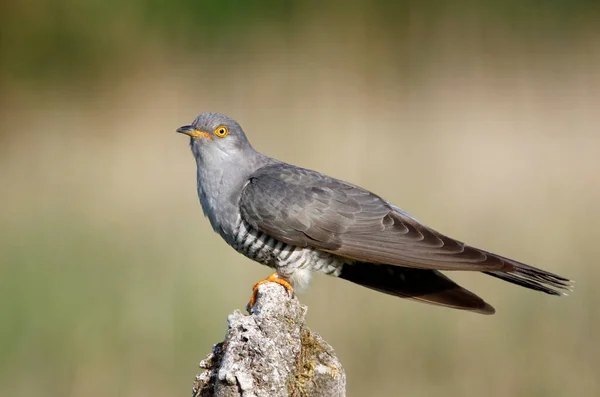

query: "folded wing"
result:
(239, 163), (570, 295)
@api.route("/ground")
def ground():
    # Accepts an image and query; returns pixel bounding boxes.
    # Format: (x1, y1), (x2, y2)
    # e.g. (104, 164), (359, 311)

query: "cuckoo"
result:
(177, 112), (571, 314)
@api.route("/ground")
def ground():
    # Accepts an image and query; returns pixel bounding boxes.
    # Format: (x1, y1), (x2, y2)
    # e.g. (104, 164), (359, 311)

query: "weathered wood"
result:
(193, 282), (346, 397)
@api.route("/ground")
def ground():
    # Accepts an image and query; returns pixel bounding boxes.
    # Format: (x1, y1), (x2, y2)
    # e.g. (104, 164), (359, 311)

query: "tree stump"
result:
(193, 282), (346, 397)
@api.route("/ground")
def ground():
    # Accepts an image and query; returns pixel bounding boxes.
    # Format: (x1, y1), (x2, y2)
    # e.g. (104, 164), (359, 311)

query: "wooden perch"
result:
(193, 282), (346, 397)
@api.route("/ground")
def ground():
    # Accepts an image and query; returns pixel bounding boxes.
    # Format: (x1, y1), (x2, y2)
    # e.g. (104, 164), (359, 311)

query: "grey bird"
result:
(177, 112), (571, 314)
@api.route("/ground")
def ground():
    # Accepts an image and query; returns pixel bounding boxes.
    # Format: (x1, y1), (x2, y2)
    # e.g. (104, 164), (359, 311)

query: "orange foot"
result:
(247, 272), (294, 310)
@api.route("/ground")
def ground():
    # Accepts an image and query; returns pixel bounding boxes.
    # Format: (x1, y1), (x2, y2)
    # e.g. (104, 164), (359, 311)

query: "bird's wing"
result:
(239, 163), (507, 271)
(240, 163), (571, 295)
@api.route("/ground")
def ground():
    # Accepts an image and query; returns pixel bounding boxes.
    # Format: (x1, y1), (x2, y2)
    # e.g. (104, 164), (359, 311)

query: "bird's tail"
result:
(338, 262), (495, 315)
(483, 253), (573, 296)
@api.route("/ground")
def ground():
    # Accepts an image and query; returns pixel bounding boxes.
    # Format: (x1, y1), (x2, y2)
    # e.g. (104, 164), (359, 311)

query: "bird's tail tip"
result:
(484, 263), (573, 296)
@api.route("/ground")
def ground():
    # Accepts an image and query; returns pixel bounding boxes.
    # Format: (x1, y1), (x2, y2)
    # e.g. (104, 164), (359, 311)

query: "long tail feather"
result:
(339, 262), (495, 315)
(484, 251), (573, 296)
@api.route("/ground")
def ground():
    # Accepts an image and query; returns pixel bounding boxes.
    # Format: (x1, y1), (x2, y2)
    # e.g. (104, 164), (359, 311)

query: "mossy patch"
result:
(288, 328), (330, 397)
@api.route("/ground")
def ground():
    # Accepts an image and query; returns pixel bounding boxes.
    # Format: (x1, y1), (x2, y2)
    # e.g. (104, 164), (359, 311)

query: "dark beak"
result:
(176, 125), (213, 139)
(176, 125), (195, 135)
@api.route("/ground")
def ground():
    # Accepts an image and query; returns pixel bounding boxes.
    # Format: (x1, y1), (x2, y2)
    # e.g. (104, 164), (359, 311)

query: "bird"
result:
(177, 112), (572, 314)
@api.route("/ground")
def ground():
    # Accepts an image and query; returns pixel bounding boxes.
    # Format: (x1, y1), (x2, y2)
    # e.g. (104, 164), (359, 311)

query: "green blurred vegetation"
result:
(2, 0), (600, 85)
(1, 1), (599, 397)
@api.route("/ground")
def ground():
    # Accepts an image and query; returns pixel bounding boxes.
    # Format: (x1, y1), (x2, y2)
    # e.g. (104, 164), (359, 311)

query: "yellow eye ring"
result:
(214, 126), (229, 138)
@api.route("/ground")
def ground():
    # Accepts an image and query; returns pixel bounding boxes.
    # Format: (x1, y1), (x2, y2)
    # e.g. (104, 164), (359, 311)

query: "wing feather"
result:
(239, 163), (570, 295)
(239, 163), (501, 271)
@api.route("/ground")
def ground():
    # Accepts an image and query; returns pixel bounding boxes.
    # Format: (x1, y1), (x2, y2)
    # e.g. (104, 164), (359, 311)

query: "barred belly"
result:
(228, 217), (345, 290)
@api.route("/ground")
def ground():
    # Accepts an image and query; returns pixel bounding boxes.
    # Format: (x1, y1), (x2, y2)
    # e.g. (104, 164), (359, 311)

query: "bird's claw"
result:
(247, 273), (294, 312)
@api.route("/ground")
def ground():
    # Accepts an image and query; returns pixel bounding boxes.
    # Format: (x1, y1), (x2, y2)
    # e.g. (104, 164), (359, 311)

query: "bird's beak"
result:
(176, 125), (212, 139)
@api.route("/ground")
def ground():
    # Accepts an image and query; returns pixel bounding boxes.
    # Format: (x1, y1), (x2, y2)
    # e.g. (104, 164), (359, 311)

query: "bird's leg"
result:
(247, 272), (294, 310)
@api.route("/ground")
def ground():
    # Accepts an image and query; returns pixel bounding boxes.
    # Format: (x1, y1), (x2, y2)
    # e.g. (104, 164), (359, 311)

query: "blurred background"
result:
(1, 1), (599, 396)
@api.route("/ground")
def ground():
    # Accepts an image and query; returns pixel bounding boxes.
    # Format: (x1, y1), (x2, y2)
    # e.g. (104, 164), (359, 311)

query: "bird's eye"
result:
(214, 126), (229, 138)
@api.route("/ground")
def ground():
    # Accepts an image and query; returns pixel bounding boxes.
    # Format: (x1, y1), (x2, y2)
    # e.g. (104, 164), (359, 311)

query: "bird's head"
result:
(177, 112), (253, 161)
